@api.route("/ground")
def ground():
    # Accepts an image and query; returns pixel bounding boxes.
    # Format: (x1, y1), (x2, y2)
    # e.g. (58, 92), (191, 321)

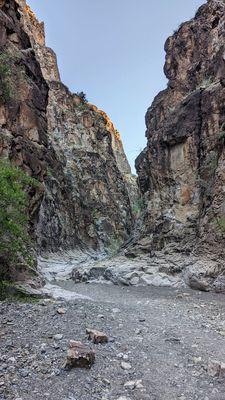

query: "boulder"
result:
(64, 340), (95, 369)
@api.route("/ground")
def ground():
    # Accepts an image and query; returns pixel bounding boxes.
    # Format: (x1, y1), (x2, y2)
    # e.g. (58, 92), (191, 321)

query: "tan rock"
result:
(64, 340), (95, 369)
(57, 308), (67, 315)
(86, 328), (108, 344)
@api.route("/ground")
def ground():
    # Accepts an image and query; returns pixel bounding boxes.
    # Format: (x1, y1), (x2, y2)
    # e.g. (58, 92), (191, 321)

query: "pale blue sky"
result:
(28, 0), (204, 172)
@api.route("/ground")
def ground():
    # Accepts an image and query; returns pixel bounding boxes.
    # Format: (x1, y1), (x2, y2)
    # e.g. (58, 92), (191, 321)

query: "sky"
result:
(28, 0), (204, 172)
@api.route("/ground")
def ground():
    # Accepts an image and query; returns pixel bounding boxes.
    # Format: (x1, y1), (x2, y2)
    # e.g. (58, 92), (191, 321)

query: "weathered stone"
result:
(86, 328), (108, 344)
(57, 308), (67, 315)
(133, 0), (225, 290)
(207, 359), (225, 379)
(121, 361), (132, 370)
(64, 340), (95, 369)
(53, 334), (63, 341)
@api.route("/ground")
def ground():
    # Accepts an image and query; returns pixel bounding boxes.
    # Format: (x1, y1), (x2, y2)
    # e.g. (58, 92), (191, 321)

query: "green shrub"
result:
(75, 91), (88, 103)
(106, 237), (123, 257)
(0, 280), (38, 302)
(0, 51), (21, 102)
(218, 124), (225, 142)
(168, 106), (175, 113)
(215, 216), (225, 233)
(0, 160), (38, 266)
(132, 197), (145, 217)
(196, 77), (213, 90)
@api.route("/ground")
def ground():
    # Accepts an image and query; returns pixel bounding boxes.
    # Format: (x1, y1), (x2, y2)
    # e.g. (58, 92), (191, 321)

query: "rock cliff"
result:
(0, 0), (136, 281)
(134, 0), (225, 291)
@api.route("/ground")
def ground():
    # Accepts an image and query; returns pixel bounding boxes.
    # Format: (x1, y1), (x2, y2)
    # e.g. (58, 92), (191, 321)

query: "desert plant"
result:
(0, 160), (38, 266)
(0, 51), (22, 102)
(132, 197), (145, 217)
(106, 237), (123, 257)
(168, 106), (175, 113)
(217, 123), (225, 142)
(197, 76), (213, 90)
(76, 91), (88, 103)
(215, 216), (225, 233)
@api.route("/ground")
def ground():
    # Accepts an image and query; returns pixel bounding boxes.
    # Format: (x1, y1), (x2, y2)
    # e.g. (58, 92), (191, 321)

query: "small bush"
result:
(75, 91), (88, 103)
(0, 51), (21, 102)
(0, 160), (38, 267)
(168, 106), (175, 113)
(196, 77), (213, 90)
(218, 124), (225, 142)
(0, 280), (38, 302)
(106, 237), (123, 257)
(132, 197), (145, 217)
(215, 216), (225, 233)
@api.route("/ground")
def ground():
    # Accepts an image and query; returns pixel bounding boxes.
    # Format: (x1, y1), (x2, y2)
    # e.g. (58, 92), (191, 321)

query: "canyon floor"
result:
(1, 261), (225, 400)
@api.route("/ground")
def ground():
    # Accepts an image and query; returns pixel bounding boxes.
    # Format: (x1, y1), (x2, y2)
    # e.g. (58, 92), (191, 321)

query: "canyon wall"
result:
(0, 0), (136, 280)
(134, 0), (225, 290)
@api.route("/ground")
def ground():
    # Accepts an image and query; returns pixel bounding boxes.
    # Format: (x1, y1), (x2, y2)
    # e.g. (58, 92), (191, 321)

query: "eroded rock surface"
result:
(18, 0), (137, 254)
(133, 0), (225, 291)
(0, 0), (137, 282)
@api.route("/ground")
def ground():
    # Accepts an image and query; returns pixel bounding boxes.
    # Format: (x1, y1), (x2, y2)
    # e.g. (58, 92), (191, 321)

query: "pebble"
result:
(54, 334), (63, 341)
(57, 308), (67, 315)
(124, 379), (143, 389)
(117, 397), (131, 400)
(121, 361), (132, 370)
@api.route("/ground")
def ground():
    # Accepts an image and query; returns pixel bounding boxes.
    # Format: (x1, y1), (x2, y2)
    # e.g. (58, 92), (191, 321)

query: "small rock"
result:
(208, 360), (221, 377)
(135, 328), (142, 335)
(64, 340), (95, 369)
(130, 277), (139, 285)
(219, 362), (225, 378)
(54, 334), (63, 341)
(124, 380), (136, 389)
(20, 368), (29, 378)
(117, 397), (131, 400)
(41, 343), (47, 353)
(8, 357), (16, 363)
(57, 308), (67, 315)
(165, 337), (181, 344)
(193, 357), (202, 364)
(112, 308), (120, 313)
(124, 379), (143, 389)
(86, 328), (108, 344)
(121, 361), (132, 370)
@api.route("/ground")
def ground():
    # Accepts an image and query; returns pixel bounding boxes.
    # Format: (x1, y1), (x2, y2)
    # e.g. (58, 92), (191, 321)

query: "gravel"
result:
(1, 283), (225, 399)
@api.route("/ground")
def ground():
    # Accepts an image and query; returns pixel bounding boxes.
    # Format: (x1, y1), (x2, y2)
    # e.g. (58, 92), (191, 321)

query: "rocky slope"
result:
(0, 0), (136, 281)
(133, 0), (225, 291)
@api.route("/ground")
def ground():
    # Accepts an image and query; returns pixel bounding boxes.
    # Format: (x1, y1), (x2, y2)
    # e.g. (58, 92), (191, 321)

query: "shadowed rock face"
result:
(16, 0), (136, 253)
(0, 0), (50, 280)
(134, 0), (225, 289)
(0, 0), (136, 281)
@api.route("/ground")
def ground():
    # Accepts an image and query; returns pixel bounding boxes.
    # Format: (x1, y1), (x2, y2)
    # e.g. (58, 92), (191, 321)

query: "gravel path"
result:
(1, 282), (225, 400)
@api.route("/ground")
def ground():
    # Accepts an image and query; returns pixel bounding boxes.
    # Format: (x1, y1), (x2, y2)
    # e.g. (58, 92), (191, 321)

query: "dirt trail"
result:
(1, 278), (225, 400)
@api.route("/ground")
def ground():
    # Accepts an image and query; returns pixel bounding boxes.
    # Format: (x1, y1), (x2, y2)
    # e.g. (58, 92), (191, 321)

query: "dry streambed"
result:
(1, 281), (225, 400)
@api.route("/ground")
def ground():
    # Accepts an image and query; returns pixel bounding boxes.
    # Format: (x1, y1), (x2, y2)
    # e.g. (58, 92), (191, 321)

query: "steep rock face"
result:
(18, 1), (135, 252)
(40, 81), (134, 252)
(0, 0), (49, 280)
(135, 0), (225, 290)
